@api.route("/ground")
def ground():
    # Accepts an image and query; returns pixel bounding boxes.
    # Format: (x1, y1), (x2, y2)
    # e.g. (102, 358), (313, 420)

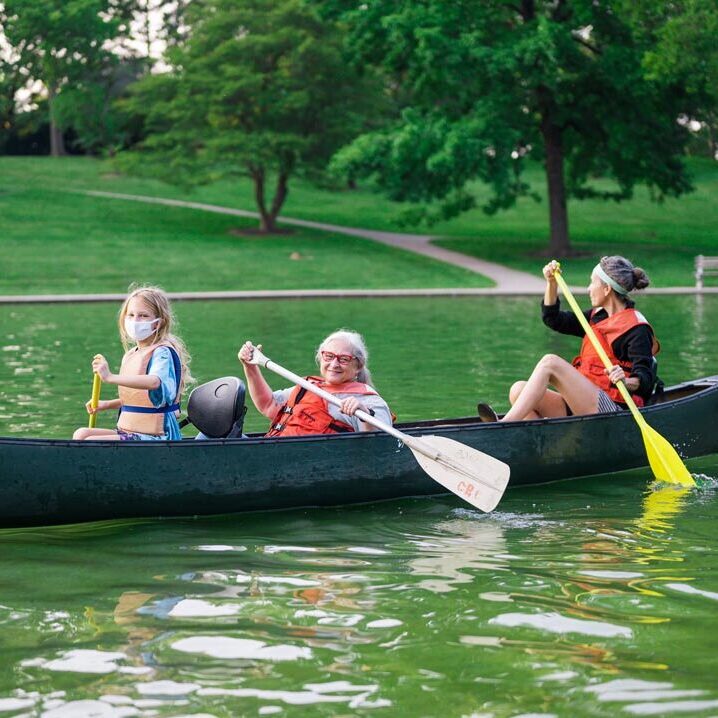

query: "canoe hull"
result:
(2, 376), (717, 526)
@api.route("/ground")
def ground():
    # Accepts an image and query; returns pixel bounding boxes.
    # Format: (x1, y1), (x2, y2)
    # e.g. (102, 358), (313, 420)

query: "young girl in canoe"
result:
(73, 286), (193, 441)
(479, 256), (658, 422)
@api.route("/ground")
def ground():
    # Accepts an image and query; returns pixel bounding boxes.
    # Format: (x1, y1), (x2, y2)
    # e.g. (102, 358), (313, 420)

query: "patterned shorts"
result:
(597, 390), (623, 414)
(118, 429), (167, 441)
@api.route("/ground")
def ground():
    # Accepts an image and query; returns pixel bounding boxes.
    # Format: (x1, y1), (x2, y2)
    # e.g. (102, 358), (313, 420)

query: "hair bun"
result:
(632, 267), (650, 290)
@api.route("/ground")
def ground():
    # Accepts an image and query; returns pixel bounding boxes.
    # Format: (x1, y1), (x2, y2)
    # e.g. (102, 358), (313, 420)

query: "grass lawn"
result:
(434, 160), (718, 288)
(0, 158), (490, 294)
(1, 155), (718, 290)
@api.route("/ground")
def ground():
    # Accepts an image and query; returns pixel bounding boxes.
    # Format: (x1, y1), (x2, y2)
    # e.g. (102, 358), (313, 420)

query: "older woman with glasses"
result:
(238, 329), (392, 437)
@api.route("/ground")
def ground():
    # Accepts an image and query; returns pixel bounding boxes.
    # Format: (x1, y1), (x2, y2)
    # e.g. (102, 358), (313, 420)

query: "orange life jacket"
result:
(572, 308), (660, 407)
(117, 343), (181, 435)
(267, 377), (378, 437)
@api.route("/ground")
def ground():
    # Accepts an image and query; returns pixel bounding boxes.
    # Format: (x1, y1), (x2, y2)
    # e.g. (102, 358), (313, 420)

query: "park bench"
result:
(695, 255), (718, 289)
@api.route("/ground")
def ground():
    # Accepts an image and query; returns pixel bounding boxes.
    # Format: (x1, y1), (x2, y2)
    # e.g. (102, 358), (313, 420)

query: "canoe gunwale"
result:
(0, 374), (717, 448)
(1, 375), (717, 527)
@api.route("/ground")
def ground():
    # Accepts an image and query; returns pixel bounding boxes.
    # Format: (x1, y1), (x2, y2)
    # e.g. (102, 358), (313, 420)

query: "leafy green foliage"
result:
(642, 0), (718, 158)
(328, 0), (694, 252)
(0, 0), (133, 154)
(52, 57), (147, 154)
(118, 0), (383, 230)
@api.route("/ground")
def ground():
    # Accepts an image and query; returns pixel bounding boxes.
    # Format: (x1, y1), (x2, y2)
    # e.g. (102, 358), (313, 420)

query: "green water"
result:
(1, 296), (718, 716)
(1, 295), (717, 436)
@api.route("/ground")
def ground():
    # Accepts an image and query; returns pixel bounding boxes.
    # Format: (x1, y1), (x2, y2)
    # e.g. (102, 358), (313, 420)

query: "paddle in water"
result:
(245, 347), (511, 512)
(554, 264), (695, 487)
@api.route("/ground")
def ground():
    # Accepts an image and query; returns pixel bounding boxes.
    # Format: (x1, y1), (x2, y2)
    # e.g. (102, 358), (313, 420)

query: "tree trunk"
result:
(538, 89), (570, 257)
(144, 0), (153, 59)
(268, 172), (289, 224)
(708, 118), (718, 161)
(0, 81), (18, 151)
(48, 87), (67, 157)
(251, 167), (277, 233)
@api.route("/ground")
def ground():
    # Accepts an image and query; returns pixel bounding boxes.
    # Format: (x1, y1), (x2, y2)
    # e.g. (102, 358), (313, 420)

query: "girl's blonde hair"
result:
(118, 284), (194, 392)
(316, 329), (373, 386)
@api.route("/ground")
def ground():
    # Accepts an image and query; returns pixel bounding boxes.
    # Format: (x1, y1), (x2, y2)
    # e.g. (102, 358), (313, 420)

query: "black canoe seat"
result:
(182, 376), (247, 439)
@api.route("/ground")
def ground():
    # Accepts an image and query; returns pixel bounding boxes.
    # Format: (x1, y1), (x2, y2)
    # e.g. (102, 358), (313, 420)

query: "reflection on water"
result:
(408, 514), (510, 593)
(633, 485), (691, 566)
(1, 480), (717, 716)
(585, 677), (718, 715)
(678, 296), (713, 378)
(0, 295), (717, 715)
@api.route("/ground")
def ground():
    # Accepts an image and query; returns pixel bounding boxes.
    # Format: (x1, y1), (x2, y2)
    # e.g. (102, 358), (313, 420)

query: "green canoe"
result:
(1, 375), (716, 527)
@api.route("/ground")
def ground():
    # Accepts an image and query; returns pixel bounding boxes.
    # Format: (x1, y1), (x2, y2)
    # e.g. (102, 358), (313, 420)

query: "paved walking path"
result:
(1, 189), (713, 303)
(81, 190), (547, 292)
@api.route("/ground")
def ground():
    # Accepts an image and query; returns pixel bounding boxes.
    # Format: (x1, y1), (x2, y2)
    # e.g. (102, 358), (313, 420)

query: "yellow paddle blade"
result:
(553, 264), (695, 488)
(642, 421), (695, 487)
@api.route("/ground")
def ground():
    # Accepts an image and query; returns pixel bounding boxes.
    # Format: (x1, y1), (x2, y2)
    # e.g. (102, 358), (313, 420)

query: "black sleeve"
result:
(611, 325), (656, 401)
(541, 298), (591, 338)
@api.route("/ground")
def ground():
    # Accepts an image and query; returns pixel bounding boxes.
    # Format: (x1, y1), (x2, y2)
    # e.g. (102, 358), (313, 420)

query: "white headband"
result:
(594, 264), (629, 295)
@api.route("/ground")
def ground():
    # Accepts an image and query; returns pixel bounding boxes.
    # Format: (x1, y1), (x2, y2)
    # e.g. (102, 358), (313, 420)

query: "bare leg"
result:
(509, 381), (571, 419)
(73, 427), (119, 440)
(502, 354), (600, 422)
(508, 381), (541, 419)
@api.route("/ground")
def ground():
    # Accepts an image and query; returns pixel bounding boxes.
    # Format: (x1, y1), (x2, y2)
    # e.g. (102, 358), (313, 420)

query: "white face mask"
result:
(124, 317), (160, 341)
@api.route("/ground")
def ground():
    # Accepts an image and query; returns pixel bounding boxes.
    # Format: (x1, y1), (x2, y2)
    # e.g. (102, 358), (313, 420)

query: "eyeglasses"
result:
(320, 351), (356, 365)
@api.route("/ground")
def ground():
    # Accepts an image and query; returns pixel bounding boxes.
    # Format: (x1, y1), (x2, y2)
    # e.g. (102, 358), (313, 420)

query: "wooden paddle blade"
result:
(643, 423), (695, 487)
(409, 435), (510, 512)
(256, 352), (512, 509)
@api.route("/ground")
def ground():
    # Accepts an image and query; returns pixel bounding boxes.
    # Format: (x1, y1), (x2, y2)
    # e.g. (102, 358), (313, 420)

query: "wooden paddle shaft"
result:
(260, 357), (441, 460)
(249, 348), (511, 510)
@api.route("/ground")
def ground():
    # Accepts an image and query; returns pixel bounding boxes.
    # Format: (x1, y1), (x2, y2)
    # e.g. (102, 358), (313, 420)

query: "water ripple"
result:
(489, 611), (633, 638)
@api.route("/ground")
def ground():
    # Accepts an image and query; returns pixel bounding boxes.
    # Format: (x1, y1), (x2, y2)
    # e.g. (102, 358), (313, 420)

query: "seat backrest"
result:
(186, 376), (247, 438)
(645, 356), (665, 405)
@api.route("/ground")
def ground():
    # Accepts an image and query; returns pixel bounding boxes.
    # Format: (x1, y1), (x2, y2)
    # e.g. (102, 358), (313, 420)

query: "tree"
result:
(50, 57), (146, 154)
(641, 0), (718, 160)
(327, 0), (693, 256)
(0, 46), (21, 153)
(0, 0), (129, 156)
(119, 0), (381, 233)
(111, 0), (192, 66)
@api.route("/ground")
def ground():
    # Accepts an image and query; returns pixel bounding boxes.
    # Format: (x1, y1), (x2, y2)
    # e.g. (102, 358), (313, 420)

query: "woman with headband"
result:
(478, 256), (659, 422)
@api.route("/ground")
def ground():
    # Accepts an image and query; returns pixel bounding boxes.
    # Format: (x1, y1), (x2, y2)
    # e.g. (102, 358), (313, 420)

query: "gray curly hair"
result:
(316, 329), (373, 385)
